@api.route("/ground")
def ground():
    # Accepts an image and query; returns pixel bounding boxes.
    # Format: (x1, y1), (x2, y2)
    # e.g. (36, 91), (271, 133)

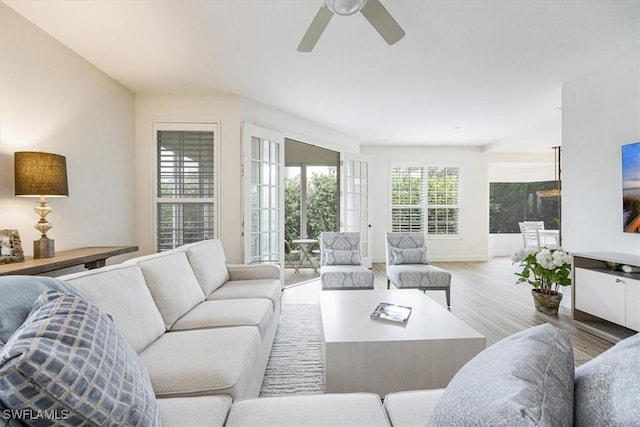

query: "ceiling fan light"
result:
(326, 0), (368, 16)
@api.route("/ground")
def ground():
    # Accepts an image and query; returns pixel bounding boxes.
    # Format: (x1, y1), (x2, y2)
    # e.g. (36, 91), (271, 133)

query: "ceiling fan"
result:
(297, 0), (405, 52)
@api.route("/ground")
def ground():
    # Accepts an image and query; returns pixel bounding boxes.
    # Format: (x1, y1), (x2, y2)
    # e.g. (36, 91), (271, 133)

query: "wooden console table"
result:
(0, 246), (138, 276)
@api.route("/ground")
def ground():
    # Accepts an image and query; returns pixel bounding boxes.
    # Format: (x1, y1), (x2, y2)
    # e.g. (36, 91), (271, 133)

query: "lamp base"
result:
(34, 236), (55, 259)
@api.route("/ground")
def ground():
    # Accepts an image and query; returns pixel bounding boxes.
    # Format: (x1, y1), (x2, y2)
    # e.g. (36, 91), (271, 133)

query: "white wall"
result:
(0, 4), (135, 262)
(134, 95), (359, 263)
(134, 93), (243, 261)
(562, 47), (640, 255)
(360, 145), (489, 262)
(241, 99), (360, 154)
(487, 152), (555, 183)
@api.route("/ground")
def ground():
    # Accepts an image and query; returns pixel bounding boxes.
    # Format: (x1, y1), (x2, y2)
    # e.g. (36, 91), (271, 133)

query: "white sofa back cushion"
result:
(128, 251), (205, 330)
(60, 264), (165, 353)
(181, 239), (230, 296)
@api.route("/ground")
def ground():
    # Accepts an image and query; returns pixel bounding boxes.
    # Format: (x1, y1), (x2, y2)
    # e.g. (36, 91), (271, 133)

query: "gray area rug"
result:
(260, 304), (325, 397)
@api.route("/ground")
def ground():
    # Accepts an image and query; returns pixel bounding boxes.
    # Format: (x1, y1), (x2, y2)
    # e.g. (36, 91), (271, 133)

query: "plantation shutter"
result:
(390, 165), (426, 232)
(426, 167), (461, 235)
(156, 128), (216, 251)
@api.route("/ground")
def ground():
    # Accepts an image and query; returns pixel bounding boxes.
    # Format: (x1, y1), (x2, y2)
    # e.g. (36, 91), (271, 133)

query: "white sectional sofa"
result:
(1, 239), (639, 426)
(60, 239), (282, 403)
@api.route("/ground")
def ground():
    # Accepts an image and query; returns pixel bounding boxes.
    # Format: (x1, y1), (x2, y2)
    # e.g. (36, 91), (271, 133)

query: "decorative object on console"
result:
(511, 247), (572, 315)
(0, 229), (24, 264)
(14, 151), (69, 259)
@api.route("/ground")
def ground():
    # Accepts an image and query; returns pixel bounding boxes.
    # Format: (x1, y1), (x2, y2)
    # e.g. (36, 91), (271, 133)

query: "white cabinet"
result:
(574, 268), (626, 326)
(572, 252), (640, 343)
(626, 275), (640, 331)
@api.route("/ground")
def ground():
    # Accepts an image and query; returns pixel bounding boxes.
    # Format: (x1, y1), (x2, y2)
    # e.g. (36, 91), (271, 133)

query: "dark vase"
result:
(531, 289), (563, 315)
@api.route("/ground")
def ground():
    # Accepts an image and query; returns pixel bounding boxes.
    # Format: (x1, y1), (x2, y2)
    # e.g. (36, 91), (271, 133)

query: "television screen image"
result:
(622, 141), (640, 233)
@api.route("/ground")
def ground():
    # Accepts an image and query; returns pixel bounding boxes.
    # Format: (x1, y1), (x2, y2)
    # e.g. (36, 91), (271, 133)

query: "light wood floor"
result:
(282, 258), (613, 366)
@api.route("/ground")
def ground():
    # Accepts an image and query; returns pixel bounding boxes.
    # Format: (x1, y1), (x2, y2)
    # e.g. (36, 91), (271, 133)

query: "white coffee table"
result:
(319, 289), (486, 397)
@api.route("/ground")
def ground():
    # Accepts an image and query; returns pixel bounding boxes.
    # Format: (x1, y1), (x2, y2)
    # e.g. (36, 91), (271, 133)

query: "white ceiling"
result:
(4, 0), (640, 151)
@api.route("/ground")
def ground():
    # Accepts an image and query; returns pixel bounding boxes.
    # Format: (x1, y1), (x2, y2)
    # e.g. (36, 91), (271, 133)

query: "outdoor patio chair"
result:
(518, 221), (543, 249)
(385, 232), (451, 307)
(285, 240), (301, 273)
(320, 232), (374, 290)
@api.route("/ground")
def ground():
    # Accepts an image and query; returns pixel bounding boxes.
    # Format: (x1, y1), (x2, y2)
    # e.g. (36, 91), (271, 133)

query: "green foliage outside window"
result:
(489, 181), (560, 233)
(284, 170), (338, 244)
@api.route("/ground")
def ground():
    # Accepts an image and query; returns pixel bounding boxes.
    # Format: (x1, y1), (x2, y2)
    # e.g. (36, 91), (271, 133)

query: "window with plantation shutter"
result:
(154, 124), (218, 252)
(427, 167), (461, 235)
(390, 164), (461, 236)
(390, 165), (426, 232)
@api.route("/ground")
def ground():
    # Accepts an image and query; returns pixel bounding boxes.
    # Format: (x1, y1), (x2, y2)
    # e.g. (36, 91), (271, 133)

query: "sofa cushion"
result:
(182, 239), (230, 296)
(207, 279), (282, 309)
(383, 389), (445, 427)
(140, 326), (262, 400)
(226, 393), (389, 427)
(387, 264), (451, 288)
(574, 332), (640, 425)
(320, 265), (374, 289)
(323, 249), (361, 265)
(390, 247), (428, 265)
(61, 264), (166, 353)
(0, 276), (85, 350)
(428, 323), (574, 427)
(0, 291), (159, 426)
(157, 395), (232, 427)
(227, 264), (280, 281)
(172, 299), (273, 337)
(130, 251), (205, 329)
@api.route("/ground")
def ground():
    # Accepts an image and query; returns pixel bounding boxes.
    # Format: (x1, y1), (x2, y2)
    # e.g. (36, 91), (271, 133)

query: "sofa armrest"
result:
(227, 264), (280, 281)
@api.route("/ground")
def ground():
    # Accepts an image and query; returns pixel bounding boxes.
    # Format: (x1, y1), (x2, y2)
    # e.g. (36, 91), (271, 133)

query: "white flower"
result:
(552, 250), (571, 267)
(511, 248), (528, 262)
(536, 249), (555, 270)
(511, 247), (538, 262)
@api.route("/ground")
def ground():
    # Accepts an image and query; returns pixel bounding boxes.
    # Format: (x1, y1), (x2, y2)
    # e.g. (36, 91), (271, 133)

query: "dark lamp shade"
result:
(14, 151), (69, 197)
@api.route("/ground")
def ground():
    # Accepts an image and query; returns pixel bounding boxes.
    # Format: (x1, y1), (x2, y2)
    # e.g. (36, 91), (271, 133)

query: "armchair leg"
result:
(387, 279), (390, 290)
(445, 288), (451, 308)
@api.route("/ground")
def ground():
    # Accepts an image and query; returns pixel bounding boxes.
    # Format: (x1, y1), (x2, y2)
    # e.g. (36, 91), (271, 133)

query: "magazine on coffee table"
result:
(370, 302), (412, 325)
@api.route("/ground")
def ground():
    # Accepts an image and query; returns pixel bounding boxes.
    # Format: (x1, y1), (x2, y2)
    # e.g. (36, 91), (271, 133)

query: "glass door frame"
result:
(242, 122), (285, 280)
(341, 153), (372, 268)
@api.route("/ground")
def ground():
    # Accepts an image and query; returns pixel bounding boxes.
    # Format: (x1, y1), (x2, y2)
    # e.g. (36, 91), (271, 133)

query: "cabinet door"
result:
(575, 268), (626, 326)
(625, 275), (640, 331)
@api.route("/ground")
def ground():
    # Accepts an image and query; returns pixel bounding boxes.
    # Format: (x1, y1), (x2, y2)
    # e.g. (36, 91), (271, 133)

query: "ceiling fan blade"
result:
(360, 0), (405, 45)
(297, 3), (334, 52)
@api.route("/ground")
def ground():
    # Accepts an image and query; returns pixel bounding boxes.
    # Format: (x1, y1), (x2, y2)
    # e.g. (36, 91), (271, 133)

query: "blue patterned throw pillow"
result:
(324, 249), (361, 265)
(574, 332), (640, 425)
(391, 247), (428, 265)
(428, 323), (574, 426)
(0, 291), (160, 426)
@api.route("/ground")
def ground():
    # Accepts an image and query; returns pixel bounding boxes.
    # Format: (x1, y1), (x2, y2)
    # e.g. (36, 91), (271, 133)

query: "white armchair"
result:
(385, 232), (451, 307)
(320, 232), (374, 290)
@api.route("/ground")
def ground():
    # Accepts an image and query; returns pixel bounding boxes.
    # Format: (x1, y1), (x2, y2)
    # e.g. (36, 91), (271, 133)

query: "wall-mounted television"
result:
(622, 141), (640, 233)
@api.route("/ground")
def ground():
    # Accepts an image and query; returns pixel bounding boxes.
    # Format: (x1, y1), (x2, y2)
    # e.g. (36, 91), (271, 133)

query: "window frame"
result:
(426, 166), (462, 237)
(389, 163), (427, 233)
(153, 122), (220, 252)
(389, 163), (462, 238)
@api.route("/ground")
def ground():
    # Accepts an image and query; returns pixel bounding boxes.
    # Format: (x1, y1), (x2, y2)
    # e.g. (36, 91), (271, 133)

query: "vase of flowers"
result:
(511, 247), (572, 315)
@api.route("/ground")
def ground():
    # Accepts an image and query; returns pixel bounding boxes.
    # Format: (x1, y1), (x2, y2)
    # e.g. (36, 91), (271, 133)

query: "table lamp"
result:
(14, 151), (69, 259)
